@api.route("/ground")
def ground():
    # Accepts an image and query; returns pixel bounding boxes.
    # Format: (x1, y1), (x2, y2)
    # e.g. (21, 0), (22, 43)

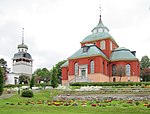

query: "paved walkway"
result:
(0, 94), (14, 100)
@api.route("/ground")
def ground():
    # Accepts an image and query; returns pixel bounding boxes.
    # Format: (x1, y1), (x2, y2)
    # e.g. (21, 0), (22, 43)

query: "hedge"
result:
(70, 82), (150, 87)
(4, 84), (26, 88)
(4, 83), (51, 88)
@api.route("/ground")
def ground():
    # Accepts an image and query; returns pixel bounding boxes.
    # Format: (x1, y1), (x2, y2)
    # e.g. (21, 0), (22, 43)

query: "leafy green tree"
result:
(0, 58), (7, 83)
(140, 56), (150, 70)
(41, 68), (51, 83)
(142, 68), (150, 81)
(0, 58), (7, 67)
(54, 60), (67, 84)
(19, 75), (30, 84)
(140, 56), (150, 81)
(30, 76), (35, 89)
(0, 67), (3, 95)
(51, 67), (58, 88)
(33, 68), (51, 84)
(33, 68), (42, 83)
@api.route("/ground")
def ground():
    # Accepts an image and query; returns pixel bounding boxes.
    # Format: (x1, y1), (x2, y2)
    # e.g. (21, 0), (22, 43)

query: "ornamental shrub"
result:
(0, 67), (4, 96)
(21, 90), (33, 98)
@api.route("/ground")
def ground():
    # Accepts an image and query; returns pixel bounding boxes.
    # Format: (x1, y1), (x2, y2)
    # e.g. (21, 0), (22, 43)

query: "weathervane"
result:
(22, 27), (24, 44)
(99, 4), (101, 16)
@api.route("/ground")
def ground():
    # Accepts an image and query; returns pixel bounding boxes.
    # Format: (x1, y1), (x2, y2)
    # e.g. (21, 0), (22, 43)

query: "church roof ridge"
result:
(68, 45), (109, 60)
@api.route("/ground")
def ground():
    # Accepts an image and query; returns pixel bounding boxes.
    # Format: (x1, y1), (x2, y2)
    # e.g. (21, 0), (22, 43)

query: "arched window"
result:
(100, 40), (105, 50)
(112, 64), (116, 76)
(110, 41), (112, 50)
(74, 63), (78, 75)
(126, 64), (131, 76)
(90, 61), (94, 73)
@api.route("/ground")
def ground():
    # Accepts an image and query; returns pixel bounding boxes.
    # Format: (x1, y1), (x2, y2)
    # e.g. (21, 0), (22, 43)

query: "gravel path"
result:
(57, 94), (150, 101)
(0, 94), (14, 100)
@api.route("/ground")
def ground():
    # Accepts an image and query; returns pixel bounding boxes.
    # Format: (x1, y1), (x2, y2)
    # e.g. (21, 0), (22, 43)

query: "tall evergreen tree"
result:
(140, 56), (150, 70)
(0, 58), (7, 83)
(30, 76), (35, 89)
(55, 60), (67, 84)
(140, 56), (150, 81)
(0, 67), (3, 95)
(51, 67), (58, 88)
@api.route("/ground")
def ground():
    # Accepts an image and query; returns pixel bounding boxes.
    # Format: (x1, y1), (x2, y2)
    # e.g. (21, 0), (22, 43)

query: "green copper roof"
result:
(81, 32), (117, 44)
(61, 61), (68, 67)
(13, 52), (32, 60)
(68, 44), (108, 60)
(18, 43), (28, 49)
(110, 47), (137, 61)
(81, 15), (118, 46)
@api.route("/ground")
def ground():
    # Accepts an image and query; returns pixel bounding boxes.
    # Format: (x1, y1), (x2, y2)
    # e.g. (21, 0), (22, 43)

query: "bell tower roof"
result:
(17, 28), (28, 50)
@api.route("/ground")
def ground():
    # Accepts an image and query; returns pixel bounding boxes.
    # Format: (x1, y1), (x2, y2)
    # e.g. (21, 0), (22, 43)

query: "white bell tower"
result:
(12, 28), (33, 78)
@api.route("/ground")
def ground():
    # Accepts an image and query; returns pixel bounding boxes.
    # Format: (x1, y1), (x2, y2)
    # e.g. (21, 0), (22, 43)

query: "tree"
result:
(33, 68), (51, 84)
(115, 65), (126, 82)
(142, 68), (150, 81)
(0, 67), (3, 95)
(19, 75), (30, 84)
(51, 67), (58, 88)
(33, 68), (42, 83)
(0, 58), (7, 68)
(140, 56), (150, 70)
(140, 56), (150, 81)
(30, 76), (35, 89)
(54, 60), (67, 84)
(0, 58), (8, 83)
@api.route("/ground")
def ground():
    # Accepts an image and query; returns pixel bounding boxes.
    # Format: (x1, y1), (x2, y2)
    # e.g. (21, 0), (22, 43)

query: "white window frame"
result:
(74, 63), (78, 75)
(126, 64), (131, 76)
(90, 61), (94, 74)
(100, 40), (106, 50)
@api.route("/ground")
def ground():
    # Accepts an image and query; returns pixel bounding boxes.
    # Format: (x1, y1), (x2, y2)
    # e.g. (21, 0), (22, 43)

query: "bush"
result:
(0, 67), (3, 96)
(21, 90), (33, 98)
(135, 101), (140, 106)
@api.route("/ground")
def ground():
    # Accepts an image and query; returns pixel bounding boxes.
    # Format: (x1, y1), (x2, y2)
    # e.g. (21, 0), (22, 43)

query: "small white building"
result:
(5, 28), (33, 85)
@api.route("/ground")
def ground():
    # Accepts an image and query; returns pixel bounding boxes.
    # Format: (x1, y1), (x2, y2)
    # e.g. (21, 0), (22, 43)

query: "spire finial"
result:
(22, 27), (24, 44)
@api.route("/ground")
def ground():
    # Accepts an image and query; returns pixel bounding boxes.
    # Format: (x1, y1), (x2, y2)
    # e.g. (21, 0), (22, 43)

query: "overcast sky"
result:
(0, 0), (150, 72)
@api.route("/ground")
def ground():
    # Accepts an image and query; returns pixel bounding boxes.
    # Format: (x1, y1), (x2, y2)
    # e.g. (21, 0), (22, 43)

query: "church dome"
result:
(13, 52), (32, 60)
(110, 47), (137, 61)
(81, 32), (115, 43)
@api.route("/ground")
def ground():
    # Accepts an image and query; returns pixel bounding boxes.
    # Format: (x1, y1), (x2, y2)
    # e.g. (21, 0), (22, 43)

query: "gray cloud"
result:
(0, 0), (150, 72)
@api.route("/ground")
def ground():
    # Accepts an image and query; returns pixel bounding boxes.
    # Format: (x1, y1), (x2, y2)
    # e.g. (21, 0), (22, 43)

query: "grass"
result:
(0, 89), (150, 114)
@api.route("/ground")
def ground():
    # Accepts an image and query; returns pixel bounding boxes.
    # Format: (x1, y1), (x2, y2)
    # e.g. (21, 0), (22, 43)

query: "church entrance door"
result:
(81, 68), (86, 79)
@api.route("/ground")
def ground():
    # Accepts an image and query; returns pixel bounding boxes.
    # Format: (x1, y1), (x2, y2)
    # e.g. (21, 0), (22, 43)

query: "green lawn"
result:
(0, 90), (150, 114)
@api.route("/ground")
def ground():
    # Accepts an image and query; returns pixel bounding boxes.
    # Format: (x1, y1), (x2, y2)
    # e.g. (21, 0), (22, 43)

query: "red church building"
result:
(61, 14), (140, 85)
